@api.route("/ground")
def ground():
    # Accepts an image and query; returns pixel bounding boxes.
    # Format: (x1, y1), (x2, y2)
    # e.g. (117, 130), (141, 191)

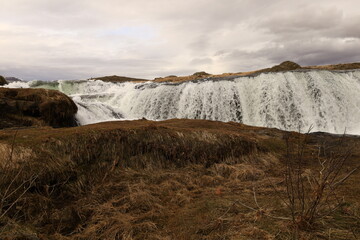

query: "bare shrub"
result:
(282, 130), (358, 232)
(229, 129), (358, 238)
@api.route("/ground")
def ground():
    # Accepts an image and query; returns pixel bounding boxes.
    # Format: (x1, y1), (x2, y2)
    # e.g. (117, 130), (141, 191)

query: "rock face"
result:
(0, 88), (78, 129)
(0, 75), (7, 86)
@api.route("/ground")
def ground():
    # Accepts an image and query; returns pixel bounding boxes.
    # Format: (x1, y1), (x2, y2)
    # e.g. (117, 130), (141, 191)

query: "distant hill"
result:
(153, 61), (360, 83)
(4, 76), (23, 82)
(89, 75), (149, 83)
(305, 62), (360, 70)
(91, 61), (360, 84)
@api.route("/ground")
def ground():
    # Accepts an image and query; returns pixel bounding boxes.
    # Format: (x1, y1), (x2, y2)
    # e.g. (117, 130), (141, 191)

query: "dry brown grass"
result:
(0, 119), (359, 239)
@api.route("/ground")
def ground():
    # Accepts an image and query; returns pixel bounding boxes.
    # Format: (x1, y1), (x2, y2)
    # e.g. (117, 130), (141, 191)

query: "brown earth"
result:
(0, 88), (78, 129)
(0, 119), (359, 239)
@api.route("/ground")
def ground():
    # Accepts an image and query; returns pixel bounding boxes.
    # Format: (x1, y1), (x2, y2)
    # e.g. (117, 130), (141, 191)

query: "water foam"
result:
(3, 70), (360, 135)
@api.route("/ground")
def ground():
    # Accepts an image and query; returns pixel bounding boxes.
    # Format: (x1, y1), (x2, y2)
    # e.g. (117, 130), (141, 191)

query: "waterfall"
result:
(4, 70), (360, 135)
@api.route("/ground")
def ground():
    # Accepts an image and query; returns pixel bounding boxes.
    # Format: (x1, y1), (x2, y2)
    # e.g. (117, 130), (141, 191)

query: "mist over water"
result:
(5, 70), (360, 135)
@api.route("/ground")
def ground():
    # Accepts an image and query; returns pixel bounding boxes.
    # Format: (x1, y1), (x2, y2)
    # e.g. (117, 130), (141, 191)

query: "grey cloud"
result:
(0, 0), (360, 80)
(190, 57), (213, 65)
(188, 34), (211, 53)
(219, 38), (360, 71)
(259, 7), (344, 34)
(256, 4), (360, 41)
(0, 65), (88, 81)
(1, 56), (170, 80)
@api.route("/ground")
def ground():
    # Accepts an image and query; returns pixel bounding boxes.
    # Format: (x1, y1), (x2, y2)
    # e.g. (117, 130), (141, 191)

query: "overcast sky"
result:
(0, 0), (359, 80)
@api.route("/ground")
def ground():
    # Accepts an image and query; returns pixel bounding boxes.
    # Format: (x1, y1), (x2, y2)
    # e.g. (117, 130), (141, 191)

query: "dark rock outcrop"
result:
(0, 88), (78, 129)
(0, 75), (7, 86)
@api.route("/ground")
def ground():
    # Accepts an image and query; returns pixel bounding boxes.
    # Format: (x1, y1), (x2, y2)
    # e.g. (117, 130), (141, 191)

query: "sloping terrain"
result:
(0, 119), (359, 239)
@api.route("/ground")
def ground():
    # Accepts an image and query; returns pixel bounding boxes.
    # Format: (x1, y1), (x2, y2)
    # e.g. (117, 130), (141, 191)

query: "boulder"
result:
(0, 75), (7, 86)
(0, 88), (78, 129)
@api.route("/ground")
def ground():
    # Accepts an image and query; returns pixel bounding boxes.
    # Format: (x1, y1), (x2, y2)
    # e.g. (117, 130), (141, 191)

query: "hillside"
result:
(0, 119), (359, 239)
(152, 61), (360, 83)
(90, 61), (360, 84)
(89, 75), (149, 83)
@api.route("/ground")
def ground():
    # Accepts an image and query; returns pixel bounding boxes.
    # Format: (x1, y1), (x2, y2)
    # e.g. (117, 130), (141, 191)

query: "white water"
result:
(4, 70), (360, 135)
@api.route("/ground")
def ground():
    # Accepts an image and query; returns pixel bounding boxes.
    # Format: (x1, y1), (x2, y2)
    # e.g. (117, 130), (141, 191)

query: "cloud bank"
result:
(0, 0), (359, 80)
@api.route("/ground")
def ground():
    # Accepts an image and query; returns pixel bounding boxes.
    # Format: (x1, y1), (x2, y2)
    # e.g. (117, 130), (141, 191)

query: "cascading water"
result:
(4, 70), (360, 135)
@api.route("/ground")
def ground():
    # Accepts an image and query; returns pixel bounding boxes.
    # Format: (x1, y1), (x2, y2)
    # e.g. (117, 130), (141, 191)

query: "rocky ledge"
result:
(0, 88), (78, 129)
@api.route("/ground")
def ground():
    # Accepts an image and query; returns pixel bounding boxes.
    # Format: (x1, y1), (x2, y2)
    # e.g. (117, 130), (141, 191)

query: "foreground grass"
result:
(2, 164), (359, 240)
(0, 119), (359, 239)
